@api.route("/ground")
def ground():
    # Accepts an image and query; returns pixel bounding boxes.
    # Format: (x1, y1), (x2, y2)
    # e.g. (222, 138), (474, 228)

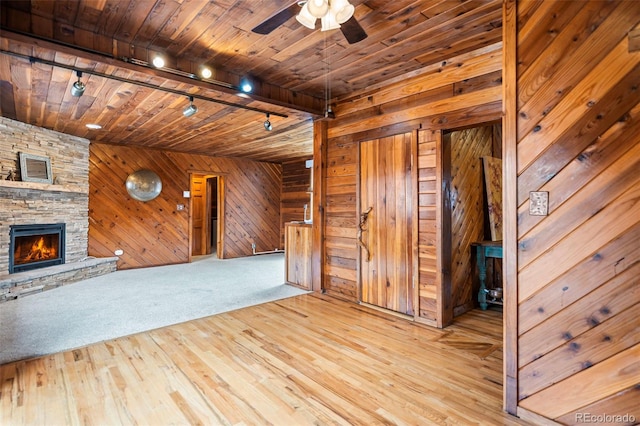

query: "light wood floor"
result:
(0, 293), (531, 425)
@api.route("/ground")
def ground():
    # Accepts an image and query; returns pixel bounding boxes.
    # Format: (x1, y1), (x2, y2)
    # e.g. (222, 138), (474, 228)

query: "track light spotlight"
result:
(183, 96), (198, 117)
(70, 71), (86, 97)
(264, 113), (272, 131)
(200, 66), (213, 79)
(152, 55), (165, 68)
(240, 77), (253, 93)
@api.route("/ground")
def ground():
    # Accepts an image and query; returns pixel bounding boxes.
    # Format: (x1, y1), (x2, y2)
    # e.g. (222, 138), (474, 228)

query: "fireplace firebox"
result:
(9, 223), (66, 273)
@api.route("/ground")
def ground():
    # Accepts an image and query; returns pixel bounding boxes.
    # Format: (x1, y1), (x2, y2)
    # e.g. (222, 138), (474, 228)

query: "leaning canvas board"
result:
(483, 156), (502, 241)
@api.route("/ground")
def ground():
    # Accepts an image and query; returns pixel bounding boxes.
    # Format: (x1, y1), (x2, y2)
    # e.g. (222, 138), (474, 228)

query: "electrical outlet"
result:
(529, 191), (549, 216)
(114, 249), (124, 256)
(177, 204), (185, 211)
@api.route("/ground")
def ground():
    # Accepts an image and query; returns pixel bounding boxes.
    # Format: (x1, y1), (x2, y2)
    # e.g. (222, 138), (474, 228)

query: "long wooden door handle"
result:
(357, 207), (373, 261)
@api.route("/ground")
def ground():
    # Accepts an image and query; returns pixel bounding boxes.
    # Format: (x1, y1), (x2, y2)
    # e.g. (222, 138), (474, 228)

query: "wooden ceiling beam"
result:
(0, 29), (325, 117)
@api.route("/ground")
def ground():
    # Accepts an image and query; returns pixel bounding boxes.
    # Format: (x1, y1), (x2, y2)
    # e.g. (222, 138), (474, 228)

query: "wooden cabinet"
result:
(285, 222), (312, 290)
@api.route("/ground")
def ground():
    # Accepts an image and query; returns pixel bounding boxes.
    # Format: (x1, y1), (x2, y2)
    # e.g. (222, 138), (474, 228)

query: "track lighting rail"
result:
(0, 50), (288, 118)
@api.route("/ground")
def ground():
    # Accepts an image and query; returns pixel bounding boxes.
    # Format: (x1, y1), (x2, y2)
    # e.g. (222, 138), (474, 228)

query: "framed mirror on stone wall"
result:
(19, 152), (52, 184)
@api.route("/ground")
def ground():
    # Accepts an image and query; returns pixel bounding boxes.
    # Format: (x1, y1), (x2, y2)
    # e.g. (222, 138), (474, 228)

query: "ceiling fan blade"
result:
(252, 3), (301, 35)
(340, 16), (368, 44)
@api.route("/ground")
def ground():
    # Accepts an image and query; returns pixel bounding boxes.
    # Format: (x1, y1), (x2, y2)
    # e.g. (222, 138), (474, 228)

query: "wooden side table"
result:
(471, 240), (503, 310)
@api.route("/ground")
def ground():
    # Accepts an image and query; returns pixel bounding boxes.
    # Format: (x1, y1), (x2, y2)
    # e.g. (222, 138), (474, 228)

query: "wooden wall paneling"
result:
(452, 70), (502, 97)
(518, 259), (639, 371)
(89, 143), (281, 269)
(554, 385), (640, 426)
(322, 133), (358, 301)
(518, 184), (640, 304)
(222, 162), (282, 256)
(518, 344), (640, 420)
(88, 143), (189, 270)
(513, 0), (640, 421)
(517, 103), (640, 239)
(502, 0), (518, 415)
(516, 59), (640, 207)
(335, 42), (502, 115)
(311, 120), (327, 293)
(517, 0), (638, 140)
(417, 129), (440, 326)
(518, 274), (640, 397)
(281, 158), (312, 245)
(330, 86), (502, 139)
(516, 0), (588, 78)
(518, 142), (640, 269)
(518, 222), (640, 336)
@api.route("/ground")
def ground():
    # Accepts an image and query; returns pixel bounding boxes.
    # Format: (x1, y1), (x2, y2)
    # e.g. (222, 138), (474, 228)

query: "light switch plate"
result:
(530, 191), (549, 216)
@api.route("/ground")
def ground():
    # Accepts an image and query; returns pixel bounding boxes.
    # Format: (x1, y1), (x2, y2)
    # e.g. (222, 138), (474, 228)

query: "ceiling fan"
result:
(252, 0), (368, 44)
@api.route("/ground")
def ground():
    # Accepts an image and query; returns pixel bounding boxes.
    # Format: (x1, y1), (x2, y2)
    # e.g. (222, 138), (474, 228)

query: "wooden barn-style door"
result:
(358, 132), (414, 316)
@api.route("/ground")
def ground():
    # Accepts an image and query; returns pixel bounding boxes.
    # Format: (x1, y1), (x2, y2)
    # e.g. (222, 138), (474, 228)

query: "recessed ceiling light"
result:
(86, 123), (102, 129)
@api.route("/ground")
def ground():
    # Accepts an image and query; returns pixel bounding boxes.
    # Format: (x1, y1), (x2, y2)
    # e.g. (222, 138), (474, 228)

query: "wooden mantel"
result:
(0, 180), (86, 194)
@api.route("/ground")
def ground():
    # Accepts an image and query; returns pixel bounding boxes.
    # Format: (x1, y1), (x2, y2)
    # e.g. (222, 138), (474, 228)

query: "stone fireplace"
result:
(0, 117), (116, 301)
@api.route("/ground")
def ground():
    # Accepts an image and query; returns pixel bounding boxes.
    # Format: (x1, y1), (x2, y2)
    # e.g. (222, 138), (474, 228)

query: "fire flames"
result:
(24, 237), (57, 261)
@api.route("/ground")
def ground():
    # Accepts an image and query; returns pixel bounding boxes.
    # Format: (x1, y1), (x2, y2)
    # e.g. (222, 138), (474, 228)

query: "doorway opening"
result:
(190, 173), (223, 260)
(441, 121), (502, 320)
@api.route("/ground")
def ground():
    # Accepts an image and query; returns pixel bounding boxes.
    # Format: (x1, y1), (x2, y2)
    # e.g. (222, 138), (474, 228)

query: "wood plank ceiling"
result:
(0, 0), (502, 163)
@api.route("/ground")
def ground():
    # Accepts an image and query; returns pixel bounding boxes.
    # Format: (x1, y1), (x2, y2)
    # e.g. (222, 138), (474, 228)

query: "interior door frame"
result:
(205, 177), (212, 255)
(356, 131), (417, 317)
(437, 120), (502, 325)
(188, 171), (225, 261)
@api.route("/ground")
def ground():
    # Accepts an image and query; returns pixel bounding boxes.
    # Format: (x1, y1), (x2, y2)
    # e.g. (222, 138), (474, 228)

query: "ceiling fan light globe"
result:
(320, 11), (341, 32)
(296, 3), (317, 30)
(331, 0), (355, 24)
(307, 0), (329, 19)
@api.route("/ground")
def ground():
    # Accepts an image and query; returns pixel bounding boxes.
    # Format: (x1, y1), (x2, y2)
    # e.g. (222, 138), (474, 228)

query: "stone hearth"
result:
(0, 256), (118, 302)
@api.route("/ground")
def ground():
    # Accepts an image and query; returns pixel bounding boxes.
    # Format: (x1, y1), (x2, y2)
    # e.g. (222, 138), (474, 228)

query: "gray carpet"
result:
(0, 253), (308, 365)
